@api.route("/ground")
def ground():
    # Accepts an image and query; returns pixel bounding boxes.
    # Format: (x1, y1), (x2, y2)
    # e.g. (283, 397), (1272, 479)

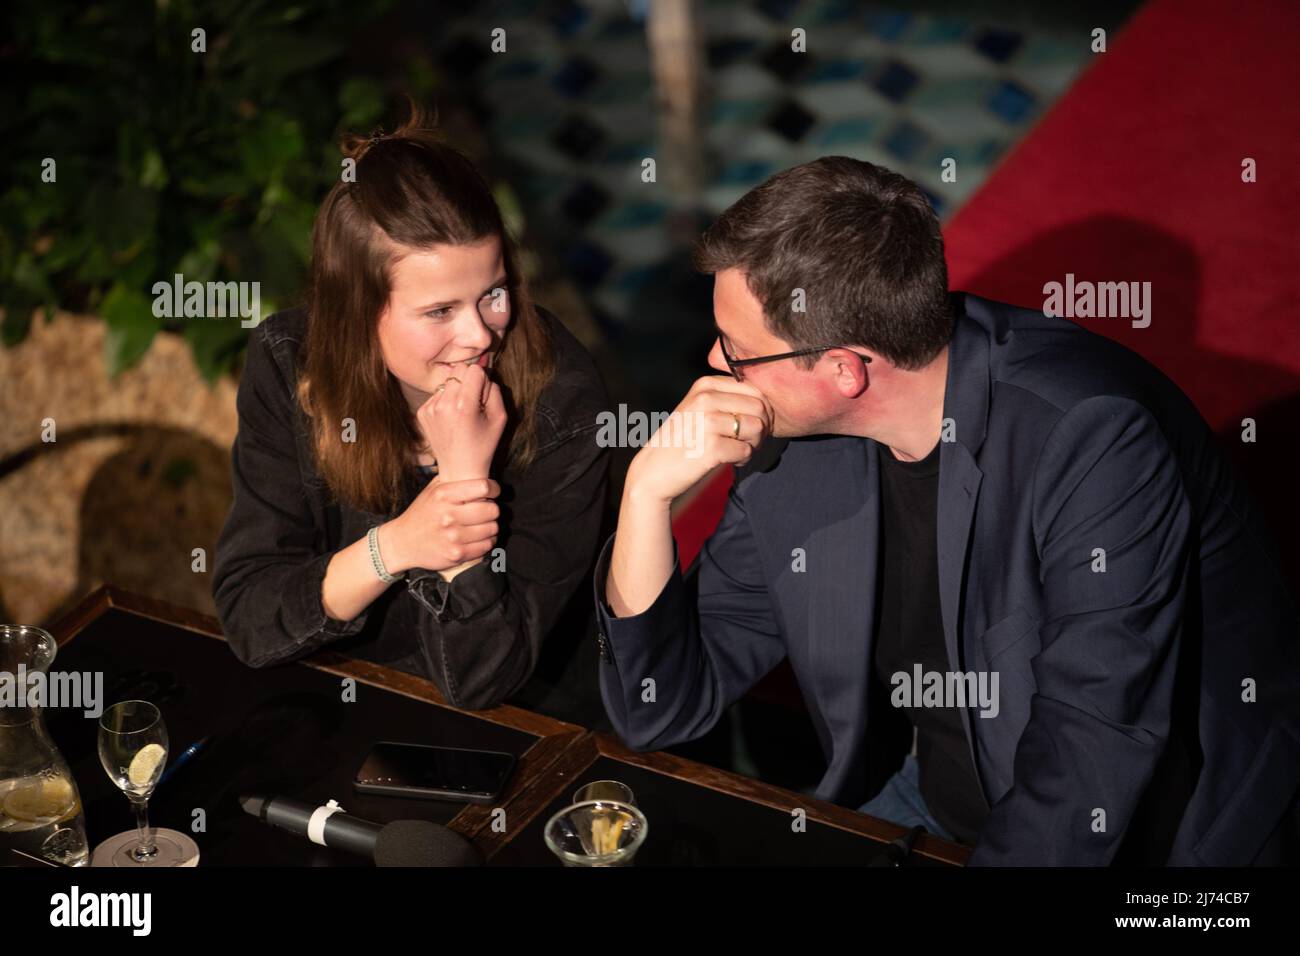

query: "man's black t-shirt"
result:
(872, 439), (989, 845)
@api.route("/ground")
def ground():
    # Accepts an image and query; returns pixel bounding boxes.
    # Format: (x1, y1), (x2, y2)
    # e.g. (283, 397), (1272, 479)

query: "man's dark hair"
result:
(692, 156), (952, 370)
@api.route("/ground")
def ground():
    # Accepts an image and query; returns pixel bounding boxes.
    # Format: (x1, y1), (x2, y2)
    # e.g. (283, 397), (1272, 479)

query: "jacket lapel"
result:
(935, 293), (992, 802)
(804, 438), (880, 767)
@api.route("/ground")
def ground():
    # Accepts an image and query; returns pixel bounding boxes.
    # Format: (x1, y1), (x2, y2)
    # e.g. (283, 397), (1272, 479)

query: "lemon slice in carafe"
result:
(3, 776), (76, 824)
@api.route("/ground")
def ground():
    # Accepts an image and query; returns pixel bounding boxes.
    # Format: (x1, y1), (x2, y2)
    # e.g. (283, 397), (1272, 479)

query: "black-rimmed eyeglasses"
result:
(717, 333), (872, 382)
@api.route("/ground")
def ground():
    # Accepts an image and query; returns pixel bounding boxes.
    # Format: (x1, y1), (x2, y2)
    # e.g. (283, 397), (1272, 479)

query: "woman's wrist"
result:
(374, 518), (411, 576)
(437, 556), (484, 582)
(431, 465), (491, 483)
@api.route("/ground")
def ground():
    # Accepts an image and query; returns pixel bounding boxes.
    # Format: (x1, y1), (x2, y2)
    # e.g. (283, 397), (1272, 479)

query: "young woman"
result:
(212, 110), (611, 719)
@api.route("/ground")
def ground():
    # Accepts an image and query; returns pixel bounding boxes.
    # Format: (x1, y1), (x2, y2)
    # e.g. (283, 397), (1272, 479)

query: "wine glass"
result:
(573, 780), (636, 806)
(93, 700), (196, 866)
(544, 800), (647, 866)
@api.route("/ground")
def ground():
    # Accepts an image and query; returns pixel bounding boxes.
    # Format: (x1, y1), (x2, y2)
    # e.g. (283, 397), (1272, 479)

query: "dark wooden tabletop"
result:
(34, 585), (969, 867)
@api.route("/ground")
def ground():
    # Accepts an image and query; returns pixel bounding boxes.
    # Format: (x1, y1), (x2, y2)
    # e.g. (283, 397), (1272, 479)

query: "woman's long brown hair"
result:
(297, 105), (555, 516)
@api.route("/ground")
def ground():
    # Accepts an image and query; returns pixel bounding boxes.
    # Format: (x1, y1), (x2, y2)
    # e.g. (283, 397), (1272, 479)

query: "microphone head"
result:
(374, 820), (483, 867)
(238, 793), (269, 819)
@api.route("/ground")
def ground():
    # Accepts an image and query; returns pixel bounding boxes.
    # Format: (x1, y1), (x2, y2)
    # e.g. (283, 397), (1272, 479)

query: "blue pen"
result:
(159, 736), (211, 786)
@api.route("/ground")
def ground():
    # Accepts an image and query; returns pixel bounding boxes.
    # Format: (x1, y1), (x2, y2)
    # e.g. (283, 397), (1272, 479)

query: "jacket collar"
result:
(942, 291), (992, 458)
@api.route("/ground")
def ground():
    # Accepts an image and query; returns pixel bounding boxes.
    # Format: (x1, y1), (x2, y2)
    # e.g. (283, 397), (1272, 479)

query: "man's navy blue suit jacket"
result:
(592, 291), (1300, 865)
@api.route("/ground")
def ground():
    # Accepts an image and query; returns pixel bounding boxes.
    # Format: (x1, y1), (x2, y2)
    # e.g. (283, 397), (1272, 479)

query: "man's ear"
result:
(830, 348), (870, 399)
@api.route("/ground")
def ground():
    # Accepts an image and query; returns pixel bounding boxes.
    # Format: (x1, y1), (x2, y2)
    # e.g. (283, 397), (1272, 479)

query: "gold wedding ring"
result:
(435, 376), (462, 396)
(730, 413), (741, 439)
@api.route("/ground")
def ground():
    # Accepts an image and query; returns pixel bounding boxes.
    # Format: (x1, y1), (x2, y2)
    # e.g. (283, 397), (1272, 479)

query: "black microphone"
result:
(239, 793), (483, 867)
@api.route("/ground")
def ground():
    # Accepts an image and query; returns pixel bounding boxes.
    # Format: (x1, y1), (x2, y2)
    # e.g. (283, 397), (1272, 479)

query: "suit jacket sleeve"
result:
(967, 396), (1194, 865)
(592, 472), (788, 750)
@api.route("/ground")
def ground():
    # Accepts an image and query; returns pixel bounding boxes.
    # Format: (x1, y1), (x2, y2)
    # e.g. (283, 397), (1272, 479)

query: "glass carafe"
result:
(0, 625), (90, 866)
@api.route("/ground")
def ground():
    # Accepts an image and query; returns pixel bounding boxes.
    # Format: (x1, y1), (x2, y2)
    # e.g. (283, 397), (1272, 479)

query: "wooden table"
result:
(36, 586), (969, 867)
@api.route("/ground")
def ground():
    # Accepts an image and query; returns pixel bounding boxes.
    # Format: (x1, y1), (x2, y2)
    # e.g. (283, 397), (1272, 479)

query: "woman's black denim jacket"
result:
(211, 305), (610, 711)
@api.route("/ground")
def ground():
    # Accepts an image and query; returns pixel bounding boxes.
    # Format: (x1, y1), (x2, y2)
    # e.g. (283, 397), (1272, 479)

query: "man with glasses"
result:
(591, 156), (1299, 865)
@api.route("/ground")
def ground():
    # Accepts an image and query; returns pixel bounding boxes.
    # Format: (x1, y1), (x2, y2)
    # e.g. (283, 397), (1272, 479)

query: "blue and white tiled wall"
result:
(435, 1), (1094, 404)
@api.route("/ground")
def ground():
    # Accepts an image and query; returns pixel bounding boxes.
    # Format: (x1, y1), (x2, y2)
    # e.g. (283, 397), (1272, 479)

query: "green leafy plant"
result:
(1, 0), (408, 382)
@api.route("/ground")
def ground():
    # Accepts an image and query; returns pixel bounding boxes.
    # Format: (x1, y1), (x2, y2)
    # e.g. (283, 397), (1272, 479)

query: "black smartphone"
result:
(354, 741), (516, 804)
